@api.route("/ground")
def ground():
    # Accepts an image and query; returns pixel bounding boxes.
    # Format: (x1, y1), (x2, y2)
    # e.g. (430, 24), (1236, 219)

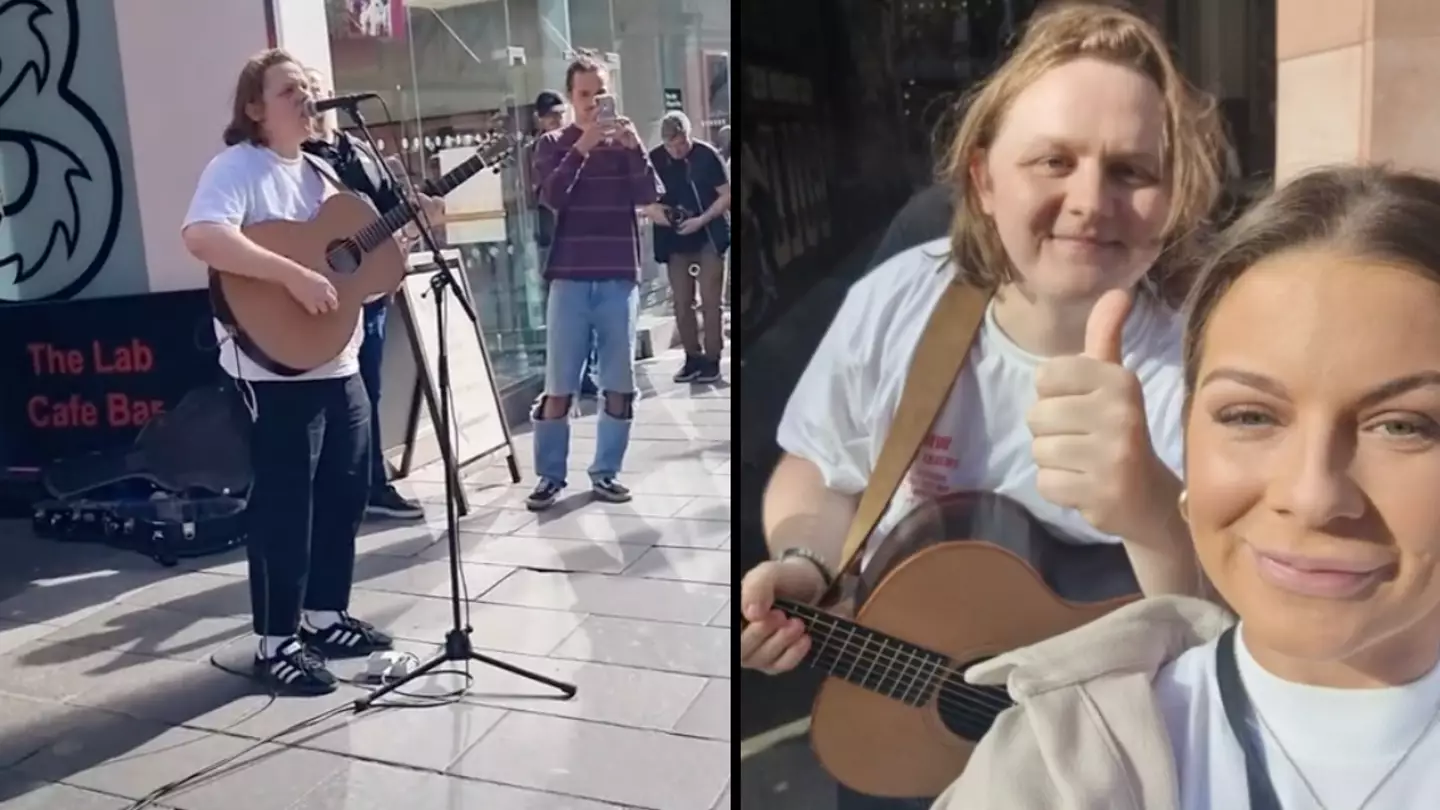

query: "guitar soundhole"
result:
(326, 239), (362, 276)
(934, 658), (1013, 743)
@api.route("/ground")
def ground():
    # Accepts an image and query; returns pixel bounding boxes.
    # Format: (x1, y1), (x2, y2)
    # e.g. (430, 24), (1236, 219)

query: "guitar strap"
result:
(832, 278), (991, 584)
(302, 152), (348, 196)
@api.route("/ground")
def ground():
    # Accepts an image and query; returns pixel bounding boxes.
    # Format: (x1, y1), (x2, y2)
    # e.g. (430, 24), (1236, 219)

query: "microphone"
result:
(304, 92), (380, 117)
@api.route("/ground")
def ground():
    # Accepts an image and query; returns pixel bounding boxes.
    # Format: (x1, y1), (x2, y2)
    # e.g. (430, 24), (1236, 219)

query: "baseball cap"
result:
(534, 91), (565, 117)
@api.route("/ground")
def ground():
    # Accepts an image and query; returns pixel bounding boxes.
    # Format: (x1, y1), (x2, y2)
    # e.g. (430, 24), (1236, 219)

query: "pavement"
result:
(0, 346), (732, 810)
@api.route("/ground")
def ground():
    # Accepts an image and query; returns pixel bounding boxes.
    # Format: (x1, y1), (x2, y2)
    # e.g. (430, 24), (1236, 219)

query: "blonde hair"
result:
(939, 1), (1227, 306)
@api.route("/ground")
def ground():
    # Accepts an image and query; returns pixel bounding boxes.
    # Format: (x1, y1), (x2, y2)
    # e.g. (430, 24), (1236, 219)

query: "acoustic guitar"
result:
(209, 132), (521, 375)
(773, 490), (1140, 799)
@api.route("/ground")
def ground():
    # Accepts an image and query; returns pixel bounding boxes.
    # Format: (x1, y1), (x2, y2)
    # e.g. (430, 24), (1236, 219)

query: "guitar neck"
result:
(775, 598), (959, 705)
(350, 149), (499, 253)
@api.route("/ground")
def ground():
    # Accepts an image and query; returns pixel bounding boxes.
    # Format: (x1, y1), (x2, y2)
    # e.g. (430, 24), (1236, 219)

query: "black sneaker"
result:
(299, 613), (394, 659)
(693, 357), (722, 384)
(366, 485), (425, 520)
(526, 479), (563, 511)
(592, 477), (633, 503)
(673, 355), (703, 383)
(252, 638), (338, 696)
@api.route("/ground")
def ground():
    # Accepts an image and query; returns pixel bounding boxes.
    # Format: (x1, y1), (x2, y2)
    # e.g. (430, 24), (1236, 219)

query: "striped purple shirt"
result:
(534, 124), (663, 282)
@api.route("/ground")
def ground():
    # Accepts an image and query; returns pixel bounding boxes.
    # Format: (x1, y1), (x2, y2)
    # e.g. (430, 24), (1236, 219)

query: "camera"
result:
(666, 205), (693, 227)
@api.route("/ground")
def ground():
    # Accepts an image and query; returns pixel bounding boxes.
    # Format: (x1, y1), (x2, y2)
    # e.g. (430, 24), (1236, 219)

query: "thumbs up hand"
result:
(1026, 289), (1169, 540)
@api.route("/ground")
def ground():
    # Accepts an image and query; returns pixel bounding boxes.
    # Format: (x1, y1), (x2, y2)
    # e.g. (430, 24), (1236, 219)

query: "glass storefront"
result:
(324, 0), (730, 393)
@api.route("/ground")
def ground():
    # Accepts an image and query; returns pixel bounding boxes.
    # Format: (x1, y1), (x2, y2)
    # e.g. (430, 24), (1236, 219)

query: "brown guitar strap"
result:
(834, 280), (991, 580)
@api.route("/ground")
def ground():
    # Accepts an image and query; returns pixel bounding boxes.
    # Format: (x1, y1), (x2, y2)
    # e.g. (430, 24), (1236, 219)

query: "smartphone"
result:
(596, 95), (618, 128)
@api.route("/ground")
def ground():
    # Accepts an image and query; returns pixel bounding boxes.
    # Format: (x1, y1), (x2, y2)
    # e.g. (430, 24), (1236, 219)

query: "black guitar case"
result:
(41, 382), (253, 501)
(37, 382), (253, 565)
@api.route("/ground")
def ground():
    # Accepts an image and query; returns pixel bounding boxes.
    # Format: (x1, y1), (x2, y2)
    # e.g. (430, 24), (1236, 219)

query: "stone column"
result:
(1275, 0), (1440, 181)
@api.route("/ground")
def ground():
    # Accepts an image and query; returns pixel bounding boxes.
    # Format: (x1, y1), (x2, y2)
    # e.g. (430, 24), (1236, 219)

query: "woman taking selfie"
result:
(742, 4), (1225, 806)
(934, 164), (1440, 809)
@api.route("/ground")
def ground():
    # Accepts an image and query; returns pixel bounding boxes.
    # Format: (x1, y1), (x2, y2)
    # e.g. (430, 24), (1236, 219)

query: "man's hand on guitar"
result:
(284, 267), (340, 316)
(417, 193), (446, 225)
(739, 558), (827, 675)
(1027, 289), (1171, 541)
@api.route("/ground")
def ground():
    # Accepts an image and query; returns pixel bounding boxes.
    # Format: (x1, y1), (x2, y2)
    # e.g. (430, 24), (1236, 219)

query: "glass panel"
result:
(327, 0), (735, 383)
(702, 51), (731, 143)
(616, 0), (734, 316)
(330, 0), (547, 393)
(568, 0), (616, 58)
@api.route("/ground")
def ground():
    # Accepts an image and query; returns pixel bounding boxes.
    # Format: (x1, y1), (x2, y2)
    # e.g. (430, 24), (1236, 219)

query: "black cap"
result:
(534, 91), (565, 117)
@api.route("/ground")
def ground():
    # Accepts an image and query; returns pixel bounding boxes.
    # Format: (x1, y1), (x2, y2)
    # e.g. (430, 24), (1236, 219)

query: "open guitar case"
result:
(34, 381), (254, 567)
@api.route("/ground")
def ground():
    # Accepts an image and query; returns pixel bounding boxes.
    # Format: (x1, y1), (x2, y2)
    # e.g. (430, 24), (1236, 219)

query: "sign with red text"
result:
(0, 290), (218, 471)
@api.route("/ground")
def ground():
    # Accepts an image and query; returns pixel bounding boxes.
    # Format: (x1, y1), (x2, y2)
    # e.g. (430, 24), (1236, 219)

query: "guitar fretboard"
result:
(776, 599), (956, 706)
(350, 141), (511, 254)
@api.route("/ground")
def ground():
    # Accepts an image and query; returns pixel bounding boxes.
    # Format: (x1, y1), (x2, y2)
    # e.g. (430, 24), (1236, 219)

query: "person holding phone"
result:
(527, 50), (663, 511)
(531, 90), (600, 398)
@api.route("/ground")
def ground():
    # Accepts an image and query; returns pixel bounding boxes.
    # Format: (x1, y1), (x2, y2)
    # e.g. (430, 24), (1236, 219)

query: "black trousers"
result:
(244, 374), (371, 637)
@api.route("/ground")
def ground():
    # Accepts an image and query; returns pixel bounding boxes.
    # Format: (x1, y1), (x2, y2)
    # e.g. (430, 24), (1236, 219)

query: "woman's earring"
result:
(1177, 490), (1189, 523)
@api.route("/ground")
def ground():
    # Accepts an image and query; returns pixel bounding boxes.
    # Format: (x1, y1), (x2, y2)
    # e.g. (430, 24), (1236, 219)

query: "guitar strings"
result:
(325, 134), (506, 267)
(780, 599), (992, 700)
(803, 648), (1012, 736)
(800, 622), (1013, 721)
(804, 636), (1014, 727)
(785, 605), (1014, 722)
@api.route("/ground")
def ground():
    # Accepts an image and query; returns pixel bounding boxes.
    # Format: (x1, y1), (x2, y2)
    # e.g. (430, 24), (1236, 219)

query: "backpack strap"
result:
(833, 280), (991, 580)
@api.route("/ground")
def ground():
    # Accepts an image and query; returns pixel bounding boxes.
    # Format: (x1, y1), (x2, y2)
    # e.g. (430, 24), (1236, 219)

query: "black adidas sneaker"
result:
(299, 613), (394, 659)
(253, 638), (338, 696)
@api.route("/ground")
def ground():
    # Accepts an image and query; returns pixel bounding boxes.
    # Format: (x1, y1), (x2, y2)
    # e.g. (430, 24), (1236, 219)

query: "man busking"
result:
(182, 50), (399, 695)
(526, 50), (663, 511)
(649, 111), (730, 383)
(304, 67), (444, 521)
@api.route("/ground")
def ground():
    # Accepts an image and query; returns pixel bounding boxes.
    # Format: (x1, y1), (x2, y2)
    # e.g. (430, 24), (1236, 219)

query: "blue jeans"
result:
(532, 279), (638, 486)
(357, 299), (389, 494)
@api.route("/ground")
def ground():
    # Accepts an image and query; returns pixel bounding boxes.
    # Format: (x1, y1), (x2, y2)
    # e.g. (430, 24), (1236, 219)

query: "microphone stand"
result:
(337, 101), (577, 712)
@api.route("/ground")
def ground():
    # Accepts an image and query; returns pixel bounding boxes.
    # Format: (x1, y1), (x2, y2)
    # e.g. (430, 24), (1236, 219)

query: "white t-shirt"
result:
(1157, 626), (1440, 809)
(183, 142), (363, 381)
(776, 239), (1185, 570)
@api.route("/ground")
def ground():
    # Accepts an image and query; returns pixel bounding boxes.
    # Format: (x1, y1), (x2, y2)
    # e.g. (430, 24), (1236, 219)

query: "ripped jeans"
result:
(531, 278), (638, 486)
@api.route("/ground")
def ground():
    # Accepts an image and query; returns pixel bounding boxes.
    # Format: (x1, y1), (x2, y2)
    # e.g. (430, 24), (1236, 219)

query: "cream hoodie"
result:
(930, 596), (1235, 810)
